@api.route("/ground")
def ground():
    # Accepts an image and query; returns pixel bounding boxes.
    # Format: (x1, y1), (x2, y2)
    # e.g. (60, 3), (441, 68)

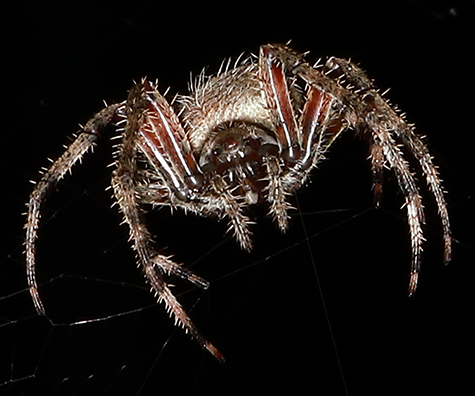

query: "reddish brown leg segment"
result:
(138, 81), (203, 201)
(260, 45), (301, 163)
(299, 86), (334, 170)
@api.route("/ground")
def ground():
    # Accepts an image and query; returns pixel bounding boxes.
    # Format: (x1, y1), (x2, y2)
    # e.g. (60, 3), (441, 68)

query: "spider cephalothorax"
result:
(25, 44), (451, 361)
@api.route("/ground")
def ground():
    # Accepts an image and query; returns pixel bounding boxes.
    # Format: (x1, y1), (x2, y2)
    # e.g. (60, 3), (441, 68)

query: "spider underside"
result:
(25, 44), (451, 361)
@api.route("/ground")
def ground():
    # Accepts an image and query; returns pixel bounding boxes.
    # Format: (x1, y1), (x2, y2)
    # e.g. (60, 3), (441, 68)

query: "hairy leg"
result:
(26, 104), (120, 314)
(263, 44), (451, 294)
(113, 83), (223, 361)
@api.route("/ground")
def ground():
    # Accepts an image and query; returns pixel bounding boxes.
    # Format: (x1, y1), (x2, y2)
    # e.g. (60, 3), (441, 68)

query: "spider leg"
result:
(264, 44), (451, 294)
(113, 81), (224, 361)
(402, 133), (452, 264)
(156, 256), (210, 289)
(308, 57), (426, 293)
(25, 104), (120, 315)
(368, 139), (385, 208)
(364, 110), (426, 295)
(264, 156), (293, 232)
(298, 79), (346, 171)
(135, 80), (204, 202)
(259, 45), (301, 164)
(258, 45), (304, 230)
(260, 45), (348, 168)
(321, 57), (388, 208)
(324, 56), (452, 283)
(259, 44), (348, 229)
(210, 173), (254, 250)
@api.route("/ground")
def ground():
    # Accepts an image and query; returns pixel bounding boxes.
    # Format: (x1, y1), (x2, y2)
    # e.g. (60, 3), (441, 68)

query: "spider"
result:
(25, 43), (451, 361)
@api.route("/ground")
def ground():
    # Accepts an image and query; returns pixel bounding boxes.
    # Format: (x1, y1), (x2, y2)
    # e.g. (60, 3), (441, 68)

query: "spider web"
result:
(1, 1), (474, 394)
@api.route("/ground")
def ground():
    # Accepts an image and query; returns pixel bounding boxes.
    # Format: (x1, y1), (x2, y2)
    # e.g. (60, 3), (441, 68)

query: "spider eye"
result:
(200, 127), (248, 171)
(221, 136), (241, 152)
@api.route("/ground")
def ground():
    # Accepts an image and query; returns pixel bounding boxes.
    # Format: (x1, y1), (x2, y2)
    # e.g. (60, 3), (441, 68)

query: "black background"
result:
(1, 1), (474, 395)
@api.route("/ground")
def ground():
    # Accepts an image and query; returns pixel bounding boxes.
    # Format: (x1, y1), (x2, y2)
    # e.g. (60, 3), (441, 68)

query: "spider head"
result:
(199, 123), (278, 204)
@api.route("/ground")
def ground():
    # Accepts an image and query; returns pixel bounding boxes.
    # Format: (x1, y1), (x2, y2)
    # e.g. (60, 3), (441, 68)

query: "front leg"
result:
(260, 44), (347, 173)
(258, 45), (304, 230)
(136, 80), (204, 202)
(113, 82), (223, 361)
(259, 45), (301, 164)
(258, 44), (347, 231)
